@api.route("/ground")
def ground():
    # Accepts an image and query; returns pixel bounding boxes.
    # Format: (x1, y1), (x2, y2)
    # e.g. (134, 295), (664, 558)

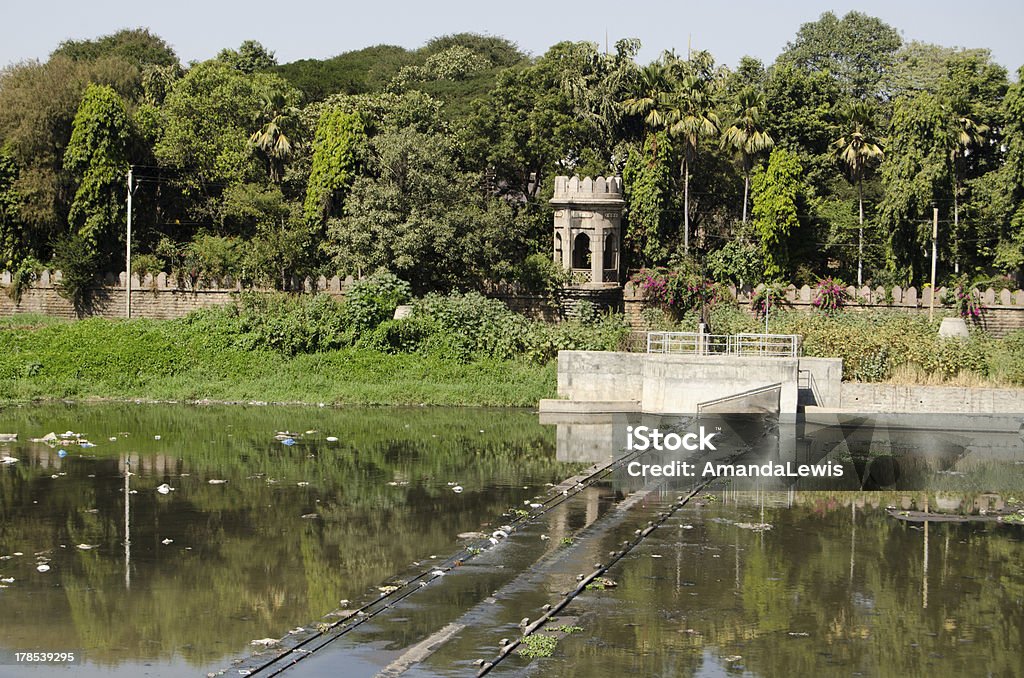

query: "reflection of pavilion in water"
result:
(22, 445), (186, 476)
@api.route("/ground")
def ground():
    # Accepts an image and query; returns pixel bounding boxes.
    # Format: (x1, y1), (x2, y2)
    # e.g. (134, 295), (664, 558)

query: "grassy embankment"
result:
(3, 291), (1024, 407)
(0, 313), (557, 406)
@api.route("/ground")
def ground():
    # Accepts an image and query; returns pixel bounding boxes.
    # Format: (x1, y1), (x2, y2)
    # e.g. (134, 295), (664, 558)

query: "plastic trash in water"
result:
(156, 484), (174, 495)
(36, 564), (50, 573)
(80, 442), (96, 448)
(1, 456), (19, 465)
(282, 438), (296, 446)
(452, 485), (464, 493)
(58, 450), (68, 458)
(154, 435), (161, 440)
(325, 436), (339, 442)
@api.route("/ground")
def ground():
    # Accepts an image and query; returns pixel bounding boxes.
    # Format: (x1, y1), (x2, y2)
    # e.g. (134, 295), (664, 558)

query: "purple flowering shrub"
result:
(631, 267), (720, 315)
(942, 275), (985, 322)
(812, 277), (848, 315)
(751, 282), (787, 319)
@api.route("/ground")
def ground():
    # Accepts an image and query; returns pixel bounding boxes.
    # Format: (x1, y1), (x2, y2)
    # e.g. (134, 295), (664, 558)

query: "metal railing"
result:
(646, 332), (801, 358)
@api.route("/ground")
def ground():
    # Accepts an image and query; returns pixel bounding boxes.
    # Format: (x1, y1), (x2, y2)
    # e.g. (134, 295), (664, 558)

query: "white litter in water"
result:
(1, 456), (18, 465)
(208, 479), (227, 484)
(36, 564), (50, 572)
(250, 638), (278, 647)
(452, 485), (463, 493)
(76, 544), (98, 550)
(161, 539), (173, 545)
(0, 577), (14, 583)
(296, 481), (309, 487)
(156, 484), (174, 494)
(154, 435), (161, 440)
(432, 570), (445, 576)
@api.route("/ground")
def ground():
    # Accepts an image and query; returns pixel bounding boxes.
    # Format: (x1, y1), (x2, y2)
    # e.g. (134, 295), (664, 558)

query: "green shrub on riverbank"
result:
(673, 303), (1024, 385)
(0, 289), (631, 405)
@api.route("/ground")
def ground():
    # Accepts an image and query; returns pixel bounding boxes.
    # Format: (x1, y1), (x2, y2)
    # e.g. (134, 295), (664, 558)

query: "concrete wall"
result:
(798, 357), (844, 409)
(556, 350), (801, 414)
(840, 382), (1024, 413)
(557, 351), (646, 403)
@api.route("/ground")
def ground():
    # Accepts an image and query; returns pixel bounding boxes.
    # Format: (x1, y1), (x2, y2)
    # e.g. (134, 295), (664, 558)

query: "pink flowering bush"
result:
(942, 275), (985, 322)
(812, 277), (848, 315)
(751, 281), (786, 319)
(632, 267), (721, 315)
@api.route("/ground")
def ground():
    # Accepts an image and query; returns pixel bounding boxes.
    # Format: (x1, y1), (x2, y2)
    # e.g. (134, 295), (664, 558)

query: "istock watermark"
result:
(625, 425), (718, 451)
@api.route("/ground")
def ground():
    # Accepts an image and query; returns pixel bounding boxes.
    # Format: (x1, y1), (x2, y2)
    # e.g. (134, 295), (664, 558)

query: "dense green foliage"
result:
(1, 15), (1023, 298)
(0, 284), (633, 404)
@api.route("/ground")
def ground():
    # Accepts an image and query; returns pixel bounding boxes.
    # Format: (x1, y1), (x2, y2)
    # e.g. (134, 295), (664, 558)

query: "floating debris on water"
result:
(325, 436), (339, 442)
(161, 539), (173, 545)
(208, 479), (228, 485)
(452, 485), (464, 493)
(249, 638), (278, 647)
(156, 483), (174, 494)
(36, 564), (50, 573)
(1, 456), (18, 465)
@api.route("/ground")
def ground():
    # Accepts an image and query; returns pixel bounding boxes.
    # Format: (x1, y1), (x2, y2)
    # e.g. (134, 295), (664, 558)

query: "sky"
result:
(2, 0), (1023, 73)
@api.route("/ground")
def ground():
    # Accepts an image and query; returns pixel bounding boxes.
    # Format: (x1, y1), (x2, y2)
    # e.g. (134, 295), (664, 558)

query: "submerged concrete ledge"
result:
(538, 399), (639, 415)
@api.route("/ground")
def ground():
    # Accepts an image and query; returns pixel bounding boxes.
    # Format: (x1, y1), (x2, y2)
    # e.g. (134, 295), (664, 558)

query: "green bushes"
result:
(772, 311), (1022, 384)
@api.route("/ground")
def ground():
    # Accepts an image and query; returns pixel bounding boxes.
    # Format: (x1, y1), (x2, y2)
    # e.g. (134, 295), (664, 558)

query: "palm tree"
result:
(250, 91), (299, 183)
(621, 62), (672, 130)
(833, 101), (884, 286)
(665, 71), (719, 252)
(948, 103), (988, 273)
(721, 88), (774, 224)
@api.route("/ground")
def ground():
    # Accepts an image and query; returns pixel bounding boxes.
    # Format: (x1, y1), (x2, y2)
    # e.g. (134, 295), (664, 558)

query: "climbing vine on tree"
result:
(63, 83), (131, 262)
(623, 131), (675, 264)
(752, 148), (803, 279)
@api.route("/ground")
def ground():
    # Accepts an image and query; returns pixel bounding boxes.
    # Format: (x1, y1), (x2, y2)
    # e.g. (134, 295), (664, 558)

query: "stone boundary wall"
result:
(622, 281), (1024, 337)
(0, 270), (352, 320)
(2, 271), (1024, 338)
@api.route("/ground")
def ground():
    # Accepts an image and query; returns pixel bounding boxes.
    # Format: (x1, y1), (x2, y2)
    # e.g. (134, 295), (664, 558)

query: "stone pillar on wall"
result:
(551, 176), (625, 288)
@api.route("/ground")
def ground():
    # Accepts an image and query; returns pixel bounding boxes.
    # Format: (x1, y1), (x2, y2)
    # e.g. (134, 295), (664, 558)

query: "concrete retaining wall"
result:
(555, 350), (803, 414)
(840, 382), (1024, 413)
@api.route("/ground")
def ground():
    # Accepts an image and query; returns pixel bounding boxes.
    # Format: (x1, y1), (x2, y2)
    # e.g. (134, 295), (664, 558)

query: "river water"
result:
(1, 404), (1022, 677)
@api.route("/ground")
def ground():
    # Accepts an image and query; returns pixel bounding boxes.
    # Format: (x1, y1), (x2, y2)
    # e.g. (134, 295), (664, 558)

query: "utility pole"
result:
(929, 207), (938, 322)
(126, 166), (133, 319)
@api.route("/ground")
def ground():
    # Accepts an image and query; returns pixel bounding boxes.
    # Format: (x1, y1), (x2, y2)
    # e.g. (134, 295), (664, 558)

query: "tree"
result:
(664, 52), (720, 252)
(0, 152), (25, 268)
(833, 101), (883, 285)
(752, 148), (804, 279)
(780, 11), (902, 100)
(249, 90), (301, 183)
(622, 131), (676, 263)
(940, 52), (1007, 273)
(878, 92), (952, 284)
(0, 56), (140, 254)
(51, 28), (178, 68)
(154, 61), (299, 214)
(303, 107), (366, 224)
(217, 40), (277, 73)
(62, 84), (131, 262)
(721, 88), (774, 224)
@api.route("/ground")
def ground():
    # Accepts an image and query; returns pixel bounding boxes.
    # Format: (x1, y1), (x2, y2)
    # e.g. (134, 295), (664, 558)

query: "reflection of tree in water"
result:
(0, 404), (581, 667)
(549, 494), (1024, 678)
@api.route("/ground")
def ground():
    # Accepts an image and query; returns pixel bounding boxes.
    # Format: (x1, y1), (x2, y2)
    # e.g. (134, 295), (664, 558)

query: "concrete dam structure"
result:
(539, 350), (843, 416)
